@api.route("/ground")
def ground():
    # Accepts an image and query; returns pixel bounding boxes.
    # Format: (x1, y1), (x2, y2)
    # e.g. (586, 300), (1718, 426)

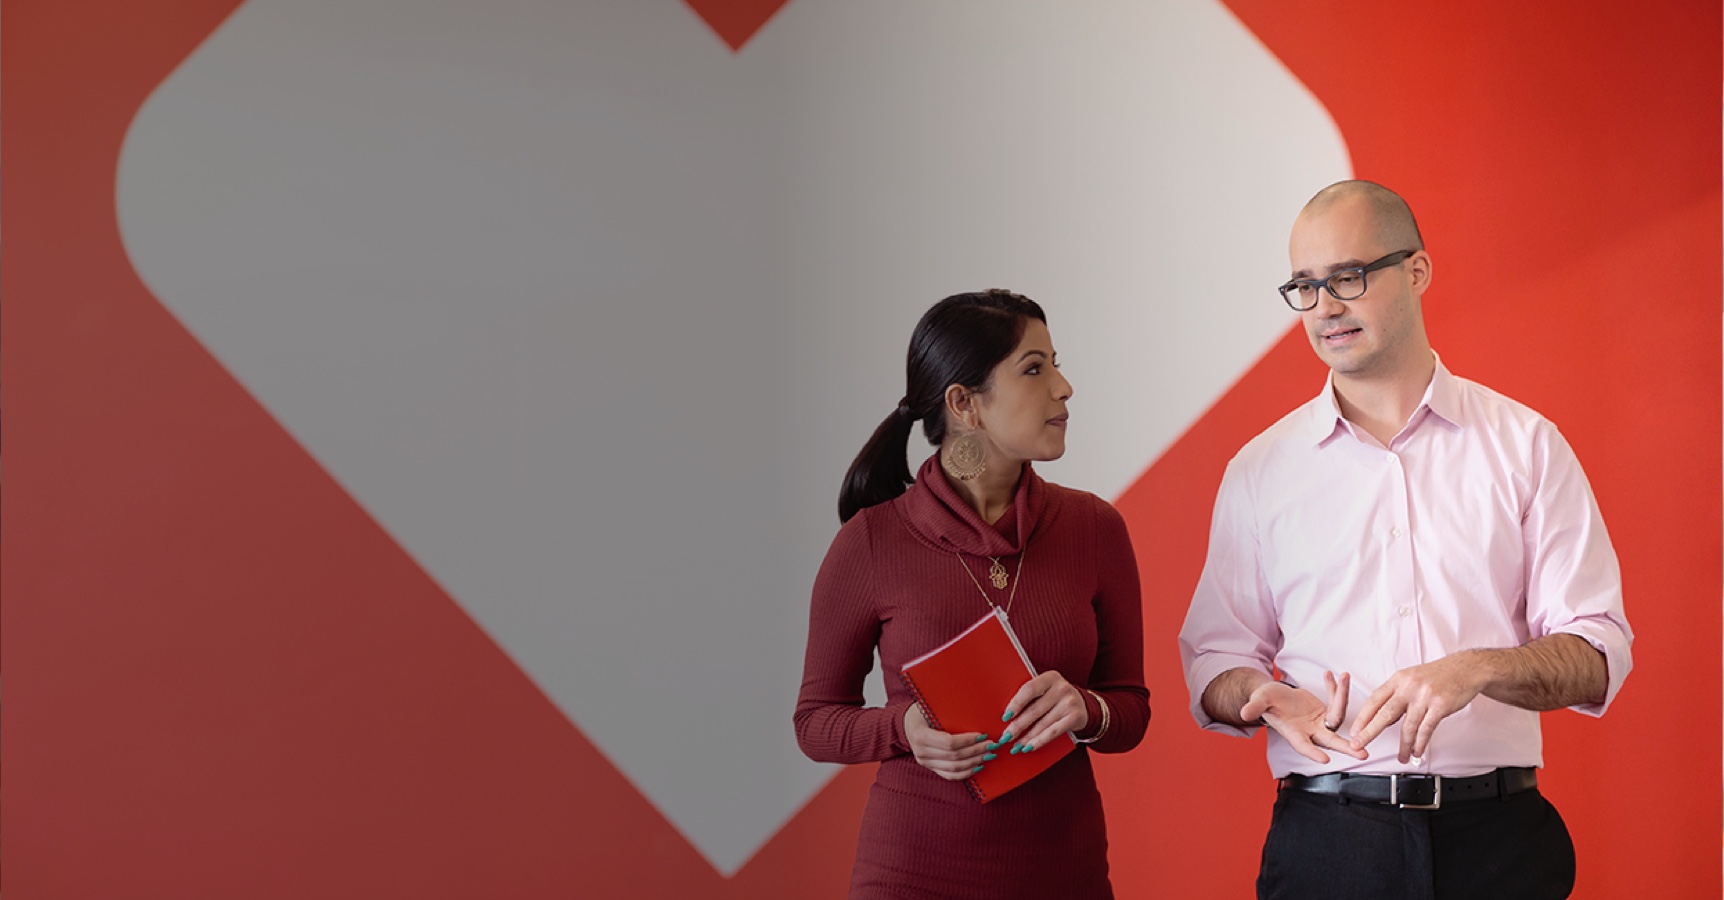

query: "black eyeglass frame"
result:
(1278, 249), (1418, 311)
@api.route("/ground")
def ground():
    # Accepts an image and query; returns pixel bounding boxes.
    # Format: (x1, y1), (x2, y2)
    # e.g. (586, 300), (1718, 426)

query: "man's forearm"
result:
(1201, 667), (1273, 727)
(1471, 633), (1607, 711)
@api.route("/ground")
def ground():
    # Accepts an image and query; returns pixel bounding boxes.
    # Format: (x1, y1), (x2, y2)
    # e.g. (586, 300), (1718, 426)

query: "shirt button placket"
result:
(1384, 450), (1420, 664)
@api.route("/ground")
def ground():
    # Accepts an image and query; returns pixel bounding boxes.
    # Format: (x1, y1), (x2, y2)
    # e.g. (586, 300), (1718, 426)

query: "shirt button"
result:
(1398, 606), (1411, 617)
(1391, 527), (1403, 538)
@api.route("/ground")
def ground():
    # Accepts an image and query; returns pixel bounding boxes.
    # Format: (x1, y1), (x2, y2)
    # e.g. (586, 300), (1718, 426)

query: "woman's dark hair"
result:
(837, 288), (1047, 523)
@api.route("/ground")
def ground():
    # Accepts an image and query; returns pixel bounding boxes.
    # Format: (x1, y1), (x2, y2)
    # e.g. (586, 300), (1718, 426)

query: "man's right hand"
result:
(1238, 672), (1368, 764)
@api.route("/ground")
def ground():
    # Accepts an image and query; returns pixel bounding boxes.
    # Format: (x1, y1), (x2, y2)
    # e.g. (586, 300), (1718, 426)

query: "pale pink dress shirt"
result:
(1179, 357), (1633, 778)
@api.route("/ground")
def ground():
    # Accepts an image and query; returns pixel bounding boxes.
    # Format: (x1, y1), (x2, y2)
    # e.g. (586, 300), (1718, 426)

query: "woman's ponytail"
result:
(838, 401), (918, 523)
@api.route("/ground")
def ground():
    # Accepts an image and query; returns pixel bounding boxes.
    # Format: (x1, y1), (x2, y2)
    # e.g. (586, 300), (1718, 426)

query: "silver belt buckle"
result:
(1390, 773), (1442, 809)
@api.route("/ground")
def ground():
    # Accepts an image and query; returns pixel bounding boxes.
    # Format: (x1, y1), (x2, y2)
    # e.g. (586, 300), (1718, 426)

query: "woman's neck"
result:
(947, 460), (1023, 525)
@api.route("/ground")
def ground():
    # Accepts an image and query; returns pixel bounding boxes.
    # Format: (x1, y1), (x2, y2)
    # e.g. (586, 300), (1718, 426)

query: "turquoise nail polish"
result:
(974, 734), (990, 743)
(1022, 743), (1035, 753)
(982, 753), (998, 762)
(1002, 709), (1016, 722)
(972, 765), (984, 773)
(1009, 745), (1021, 755)
(985, 741), (1005, 751)
(1000, 731), (1014, 742)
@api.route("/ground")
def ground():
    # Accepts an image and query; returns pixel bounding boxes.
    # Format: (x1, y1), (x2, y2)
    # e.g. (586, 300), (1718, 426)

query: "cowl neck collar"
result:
(897, 453), (1046, 557)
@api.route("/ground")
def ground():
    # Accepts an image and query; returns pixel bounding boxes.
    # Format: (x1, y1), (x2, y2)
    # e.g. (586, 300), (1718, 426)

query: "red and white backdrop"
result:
(4, 0), (1717, 896)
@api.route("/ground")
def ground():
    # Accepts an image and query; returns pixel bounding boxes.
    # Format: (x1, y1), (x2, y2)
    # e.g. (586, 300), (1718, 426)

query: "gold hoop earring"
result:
(943, 433), (987, 482)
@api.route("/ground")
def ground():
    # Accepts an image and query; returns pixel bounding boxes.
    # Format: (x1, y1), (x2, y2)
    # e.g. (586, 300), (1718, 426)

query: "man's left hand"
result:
(1350, 652), (1488, 763)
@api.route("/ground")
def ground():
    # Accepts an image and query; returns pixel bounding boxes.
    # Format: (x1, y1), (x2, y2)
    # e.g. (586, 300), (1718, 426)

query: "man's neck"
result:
(1332, 353), (1437, 447)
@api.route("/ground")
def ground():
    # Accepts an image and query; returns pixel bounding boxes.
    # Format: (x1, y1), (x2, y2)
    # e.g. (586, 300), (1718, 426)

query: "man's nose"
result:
(1312, 288), (1348, 317)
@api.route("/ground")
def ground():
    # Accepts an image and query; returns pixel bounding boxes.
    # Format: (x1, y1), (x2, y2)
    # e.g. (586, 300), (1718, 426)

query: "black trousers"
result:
(1257, 784), (1576, 900)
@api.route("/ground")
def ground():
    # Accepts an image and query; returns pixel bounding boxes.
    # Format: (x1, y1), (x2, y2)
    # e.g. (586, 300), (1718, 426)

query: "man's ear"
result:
(1408, 250), (1433, 296)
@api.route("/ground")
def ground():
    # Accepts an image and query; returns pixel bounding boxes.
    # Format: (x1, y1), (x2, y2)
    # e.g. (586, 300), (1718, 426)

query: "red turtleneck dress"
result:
(794, 455), (1149, 899)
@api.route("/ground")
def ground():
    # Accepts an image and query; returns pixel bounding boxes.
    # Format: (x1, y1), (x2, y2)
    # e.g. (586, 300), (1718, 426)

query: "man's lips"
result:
(1322, 326), (1362, 343)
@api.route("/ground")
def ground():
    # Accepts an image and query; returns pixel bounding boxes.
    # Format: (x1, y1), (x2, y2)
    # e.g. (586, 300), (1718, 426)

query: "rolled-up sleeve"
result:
(1524, 423), (1634, 715)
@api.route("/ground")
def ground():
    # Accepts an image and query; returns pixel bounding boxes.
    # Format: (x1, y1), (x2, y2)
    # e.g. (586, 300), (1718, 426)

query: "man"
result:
(1178, 180), (1633, 900)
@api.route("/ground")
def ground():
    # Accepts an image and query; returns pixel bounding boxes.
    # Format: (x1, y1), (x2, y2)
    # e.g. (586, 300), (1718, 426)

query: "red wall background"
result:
(5, 0), (1718, 896)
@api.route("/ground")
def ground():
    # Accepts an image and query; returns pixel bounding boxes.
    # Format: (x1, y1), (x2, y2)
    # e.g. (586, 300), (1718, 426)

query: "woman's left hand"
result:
(1001, 671), (1089, 753)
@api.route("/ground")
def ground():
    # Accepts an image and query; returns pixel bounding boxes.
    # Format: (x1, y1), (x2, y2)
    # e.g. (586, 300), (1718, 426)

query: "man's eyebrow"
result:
(1290, 259), (1370, 279)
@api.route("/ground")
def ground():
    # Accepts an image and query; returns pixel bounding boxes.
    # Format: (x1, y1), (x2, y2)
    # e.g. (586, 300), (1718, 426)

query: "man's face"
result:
(1288, 198), (1427, 379)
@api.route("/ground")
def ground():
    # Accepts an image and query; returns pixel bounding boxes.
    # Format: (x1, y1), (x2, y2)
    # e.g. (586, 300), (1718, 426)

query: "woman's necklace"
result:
(985, 558), (1010, 589)
(956, 544), (1027, 616)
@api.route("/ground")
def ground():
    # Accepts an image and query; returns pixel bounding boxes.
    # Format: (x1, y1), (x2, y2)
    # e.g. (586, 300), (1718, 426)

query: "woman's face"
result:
(969, 319), (1073, 465)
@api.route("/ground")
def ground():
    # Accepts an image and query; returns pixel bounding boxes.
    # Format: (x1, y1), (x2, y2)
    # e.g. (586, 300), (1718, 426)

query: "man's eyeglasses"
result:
(1278, 250), (1417, 311)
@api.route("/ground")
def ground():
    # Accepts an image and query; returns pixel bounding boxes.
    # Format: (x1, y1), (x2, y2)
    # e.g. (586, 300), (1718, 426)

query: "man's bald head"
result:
(1300, 180), (1425, 253)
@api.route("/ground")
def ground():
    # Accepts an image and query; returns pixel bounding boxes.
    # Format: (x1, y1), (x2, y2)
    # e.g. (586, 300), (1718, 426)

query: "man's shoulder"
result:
(1230, 398), (1325, 469)
(1445, 371), (1560, 435)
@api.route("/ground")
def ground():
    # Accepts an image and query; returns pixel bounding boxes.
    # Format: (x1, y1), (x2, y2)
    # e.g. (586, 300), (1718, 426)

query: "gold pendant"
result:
(988, 559), (1010, 590)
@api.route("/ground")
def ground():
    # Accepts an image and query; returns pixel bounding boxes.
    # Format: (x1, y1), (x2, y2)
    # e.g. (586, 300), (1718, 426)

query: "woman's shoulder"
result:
(1038, 478), (1115, 512)
(829, 492), (915, 550)
(1038, 480), (1128, 531)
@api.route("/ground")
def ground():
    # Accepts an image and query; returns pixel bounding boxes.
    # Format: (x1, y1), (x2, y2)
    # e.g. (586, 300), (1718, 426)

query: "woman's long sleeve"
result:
(1073, 500), (1150, 753)
(793, 514), (913, 764)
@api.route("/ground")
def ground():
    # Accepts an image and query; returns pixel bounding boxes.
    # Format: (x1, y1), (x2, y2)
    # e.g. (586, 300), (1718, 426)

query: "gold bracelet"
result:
(1075, 689), (1111, 744)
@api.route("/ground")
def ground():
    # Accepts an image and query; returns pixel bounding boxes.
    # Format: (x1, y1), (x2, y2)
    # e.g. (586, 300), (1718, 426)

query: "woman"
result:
(794, 289), (1149, 899)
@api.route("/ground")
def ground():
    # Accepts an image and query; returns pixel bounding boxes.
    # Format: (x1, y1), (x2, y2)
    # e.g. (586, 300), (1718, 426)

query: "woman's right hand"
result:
(903, 704), (995, 781)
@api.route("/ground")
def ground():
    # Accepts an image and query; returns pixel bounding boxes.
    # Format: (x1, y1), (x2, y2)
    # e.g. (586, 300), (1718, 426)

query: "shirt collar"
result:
(1304, 352), (1463, 447)
(1422, 354), (1464, 429)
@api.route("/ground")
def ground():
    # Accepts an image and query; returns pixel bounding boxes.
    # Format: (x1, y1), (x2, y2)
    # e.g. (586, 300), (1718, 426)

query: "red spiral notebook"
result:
(897, 608), (1076, 803)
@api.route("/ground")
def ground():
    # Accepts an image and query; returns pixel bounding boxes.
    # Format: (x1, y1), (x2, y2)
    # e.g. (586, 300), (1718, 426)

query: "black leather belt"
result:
(1280, 767), (1538, 810)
